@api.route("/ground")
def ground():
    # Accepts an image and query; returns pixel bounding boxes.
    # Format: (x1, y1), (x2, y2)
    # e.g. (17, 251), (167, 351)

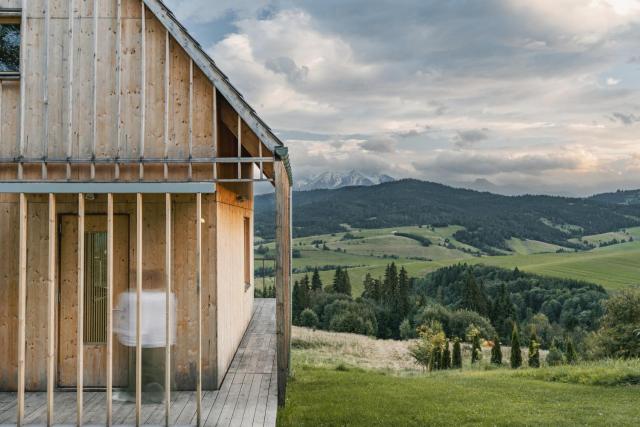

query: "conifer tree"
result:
(342, 268), (352, 296)
(432, 346), (442, 371)
(292, 281), (303, 322)
(491, 336), (502, 365)
(528, 333), (540, 368)
(566, 339), (577, 364)
(510, 324), (522, 368)
(442, 340), (452, 369)
(452, 338), (462, 369)
(461, 271), (490, 316)
(311, 268), (323, 291)
(471, 334), (482, 364)
(398, 267), (411, 320)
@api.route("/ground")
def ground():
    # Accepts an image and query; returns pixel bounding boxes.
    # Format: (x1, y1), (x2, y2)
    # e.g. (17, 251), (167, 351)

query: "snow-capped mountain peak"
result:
(294, 170), (395, 191)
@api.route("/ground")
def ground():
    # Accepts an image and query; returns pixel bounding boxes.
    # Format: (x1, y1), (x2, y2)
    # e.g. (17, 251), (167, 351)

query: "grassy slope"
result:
(257, 226), (640, 294)
(278, 329), (640, 426)
(278, 365), (639, 427)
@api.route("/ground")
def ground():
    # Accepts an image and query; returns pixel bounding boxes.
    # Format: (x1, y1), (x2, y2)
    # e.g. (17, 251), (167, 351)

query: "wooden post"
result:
(165, 193), (172, 427)
(17, 193), (27, 426)
(136, 193), (143, 425)
(47, 194), (56, 426)
(196, 193), (202, 426)
(77, 193), (85, 426)
(274, 161), (292, 406)
(106, 193), (114, 426)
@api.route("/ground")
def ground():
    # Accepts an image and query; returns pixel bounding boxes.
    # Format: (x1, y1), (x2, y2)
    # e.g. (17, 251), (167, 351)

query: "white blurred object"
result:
(115, 290), (177, 348)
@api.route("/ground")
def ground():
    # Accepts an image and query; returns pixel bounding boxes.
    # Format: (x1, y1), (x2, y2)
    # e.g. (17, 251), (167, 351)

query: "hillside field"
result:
(256, 226), (640, 294)
(277, 327), (640, 426)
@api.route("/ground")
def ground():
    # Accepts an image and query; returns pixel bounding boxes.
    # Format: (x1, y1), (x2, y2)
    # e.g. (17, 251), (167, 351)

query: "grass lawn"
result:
(277, 363), (640, 426)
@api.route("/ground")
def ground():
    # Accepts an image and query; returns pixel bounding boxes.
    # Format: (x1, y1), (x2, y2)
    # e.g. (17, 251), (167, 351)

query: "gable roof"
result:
(143, 0), (292, 183)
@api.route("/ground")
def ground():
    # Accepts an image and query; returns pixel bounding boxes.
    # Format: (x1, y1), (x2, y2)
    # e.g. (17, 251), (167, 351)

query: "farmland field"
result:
(256, 226), (640, 294)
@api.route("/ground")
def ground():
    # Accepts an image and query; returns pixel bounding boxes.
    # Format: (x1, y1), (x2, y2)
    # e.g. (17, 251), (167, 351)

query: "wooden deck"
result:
(0, 299), (277, 427)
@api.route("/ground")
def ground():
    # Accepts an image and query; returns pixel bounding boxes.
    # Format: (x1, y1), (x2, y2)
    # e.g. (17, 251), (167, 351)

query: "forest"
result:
(255, 179), (640, 251)
(291, 263), (637, 361)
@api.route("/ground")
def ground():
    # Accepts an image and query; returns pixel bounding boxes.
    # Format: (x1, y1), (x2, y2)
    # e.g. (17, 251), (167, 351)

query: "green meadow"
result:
(257, 226), (640, 294)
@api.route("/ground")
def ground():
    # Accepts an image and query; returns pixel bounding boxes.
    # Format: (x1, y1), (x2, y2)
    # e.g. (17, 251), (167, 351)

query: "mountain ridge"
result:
(294, 170), (395, 191)
(255, 179), (640, 252)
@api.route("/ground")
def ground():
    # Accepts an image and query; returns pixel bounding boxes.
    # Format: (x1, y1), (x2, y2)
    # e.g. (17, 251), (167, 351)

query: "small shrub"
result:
(300, 308), (319, 329)
(546, 345), (565, 366)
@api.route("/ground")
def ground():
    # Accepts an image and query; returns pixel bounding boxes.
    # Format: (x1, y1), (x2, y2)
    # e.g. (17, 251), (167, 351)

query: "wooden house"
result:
(0, 0), (292, 425)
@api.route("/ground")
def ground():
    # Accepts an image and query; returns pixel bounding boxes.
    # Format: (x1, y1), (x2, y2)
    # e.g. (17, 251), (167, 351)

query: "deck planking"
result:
(0, 299), (277, 427)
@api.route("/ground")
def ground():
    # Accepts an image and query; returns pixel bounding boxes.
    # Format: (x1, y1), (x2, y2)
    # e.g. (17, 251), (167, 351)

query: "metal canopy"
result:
(0, 182), (216, 194)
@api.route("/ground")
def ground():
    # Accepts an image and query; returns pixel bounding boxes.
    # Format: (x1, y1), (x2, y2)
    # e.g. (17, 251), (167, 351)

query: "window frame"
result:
(0, 9), (21, 80)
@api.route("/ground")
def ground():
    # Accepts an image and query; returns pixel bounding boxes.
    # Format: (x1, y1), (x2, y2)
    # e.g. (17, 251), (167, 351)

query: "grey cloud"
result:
(453, 129), (489, 149)
(264, 56), (309, 83)
(629, 56), (640, 64)
(611, 112), (640, 126)
(359, 139), (396, 153)
(415, 151), (581, 177)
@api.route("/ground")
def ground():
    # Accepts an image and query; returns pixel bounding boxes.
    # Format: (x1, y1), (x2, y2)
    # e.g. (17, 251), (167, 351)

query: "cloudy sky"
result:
(165, 0), (640, 196)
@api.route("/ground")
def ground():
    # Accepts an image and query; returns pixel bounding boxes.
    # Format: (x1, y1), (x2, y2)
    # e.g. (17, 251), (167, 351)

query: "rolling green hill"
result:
(255, 179), (640, 252)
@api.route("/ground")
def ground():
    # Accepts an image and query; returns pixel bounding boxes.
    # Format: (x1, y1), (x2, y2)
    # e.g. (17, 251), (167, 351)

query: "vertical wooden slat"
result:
(91, 0), (99, 180)
(66, 0), (74, 180)
(42, 0), (50, 180)
(47, 194), (56, 426)
(140, 2), (146, 180)
(136, 193), (143, 425)
(188, 59), (194, 180)
(165, 193), (172, 427)
(77, 193), (85, 426)
(196, 193), (202, 426)
(17, 193), (27, 426)
(18, 0), (27, 180)
(237, 116), (242, 179)
(106, 193), (114, 426)
(115, 0), (122, 179)
(163, 30), (170, 180)
(212, 87), (217, 180)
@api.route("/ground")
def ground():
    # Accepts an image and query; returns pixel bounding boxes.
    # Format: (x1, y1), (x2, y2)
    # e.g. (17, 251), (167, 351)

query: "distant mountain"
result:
(255, 179), (640, 252)
(294, 170), (395, 191)
(590, 189), (640, 205)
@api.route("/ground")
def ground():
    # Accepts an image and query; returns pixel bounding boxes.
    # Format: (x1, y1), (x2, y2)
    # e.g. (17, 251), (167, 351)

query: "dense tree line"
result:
(416, 264), (608, 346)
(255, 179), (640, 250)
(292, 263), (610, 361)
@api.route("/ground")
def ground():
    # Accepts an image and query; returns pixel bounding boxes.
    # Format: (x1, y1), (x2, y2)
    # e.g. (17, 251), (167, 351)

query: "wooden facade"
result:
(0, 0), (293, 424)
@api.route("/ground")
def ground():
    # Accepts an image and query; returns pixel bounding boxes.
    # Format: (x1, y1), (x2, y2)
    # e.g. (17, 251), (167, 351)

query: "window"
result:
(0, 21), (20, 77)
(244, 217), (251, 287)
(84, 232), (108, 344)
